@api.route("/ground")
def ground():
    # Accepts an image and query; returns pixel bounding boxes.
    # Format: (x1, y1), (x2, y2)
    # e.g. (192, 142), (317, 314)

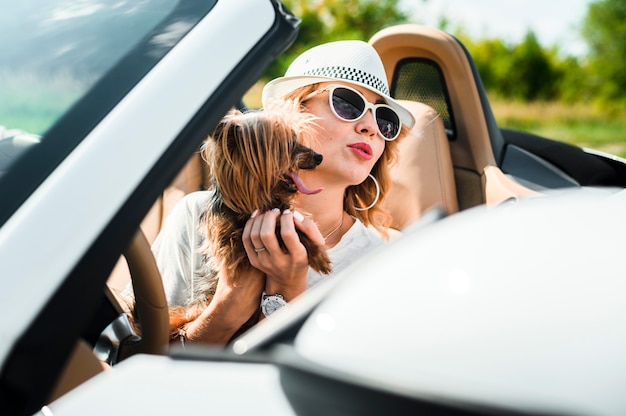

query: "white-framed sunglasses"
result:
(303, 85), (402, 141)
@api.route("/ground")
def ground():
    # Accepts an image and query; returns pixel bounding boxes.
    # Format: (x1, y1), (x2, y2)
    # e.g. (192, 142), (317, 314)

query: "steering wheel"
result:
(118, 229), (170, 359)
(48, 229), (170, 402)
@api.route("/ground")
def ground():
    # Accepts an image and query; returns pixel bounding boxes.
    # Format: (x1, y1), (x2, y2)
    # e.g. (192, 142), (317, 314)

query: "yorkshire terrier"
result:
(167, 101), (332, 336)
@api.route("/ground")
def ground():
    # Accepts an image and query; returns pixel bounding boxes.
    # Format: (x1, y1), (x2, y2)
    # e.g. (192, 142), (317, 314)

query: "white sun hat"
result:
(262, 40), (415, 129)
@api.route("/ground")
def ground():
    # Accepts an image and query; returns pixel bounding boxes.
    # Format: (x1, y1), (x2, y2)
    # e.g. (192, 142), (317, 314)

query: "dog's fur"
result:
(167, 102), (332, 335)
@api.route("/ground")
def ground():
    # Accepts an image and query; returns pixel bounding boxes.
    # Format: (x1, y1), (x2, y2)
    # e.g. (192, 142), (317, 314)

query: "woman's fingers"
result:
(245, 209), (324, 251)
(243, 209), (283, 264)
(258, 209), (282, 253)
(277, 210), (308, 259)
(243, 209), (316, 294)
(242, 209), (261, 258)
(243, 209), (318, 267)
(291, 210), (325, 246)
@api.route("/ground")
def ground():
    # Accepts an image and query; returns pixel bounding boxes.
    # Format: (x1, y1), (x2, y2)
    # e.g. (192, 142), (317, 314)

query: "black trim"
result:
(390, 57), (457, 141)
(0, 1), (299, 414)
(501, 143), (579, 189)
(452, 36), (505, 164)
(501, 128), (626, 188)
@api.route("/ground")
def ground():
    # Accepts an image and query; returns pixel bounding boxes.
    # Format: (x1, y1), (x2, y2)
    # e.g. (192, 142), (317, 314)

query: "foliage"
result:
(582, 0), (626, 111)
(492, 99), (626, 158)
(465, 32), (559, 101)
(259, 0), (626, 116)
(552, 55), (592, 105)
(507, 32), (559, 100)
(449, 0), (626, 114)
(262, 0), (410, 80)
(464, 37), (509, 93)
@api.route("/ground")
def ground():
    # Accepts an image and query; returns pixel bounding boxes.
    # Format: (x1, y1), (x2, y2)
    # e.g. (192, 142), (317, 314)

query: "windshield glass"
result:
(0, 0), (178, 175)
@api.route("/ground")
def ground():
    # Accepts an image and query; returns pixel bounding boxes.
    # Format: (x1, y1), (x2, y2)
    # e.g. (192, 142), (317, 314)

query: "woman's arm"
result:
(183, 266), (265, 344)
(175, 208), (322, 344)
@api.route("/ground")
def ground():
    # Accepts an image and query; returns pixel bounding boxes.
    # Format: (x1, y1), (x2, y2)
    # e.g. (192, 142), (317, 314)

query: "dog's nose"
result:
(314, 153), (323, 166)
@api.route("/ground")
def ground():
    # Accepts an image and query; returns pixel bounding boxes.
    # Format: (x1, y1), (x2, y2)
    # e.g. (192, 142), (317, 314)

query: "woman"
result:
(151, 39), (415, 345)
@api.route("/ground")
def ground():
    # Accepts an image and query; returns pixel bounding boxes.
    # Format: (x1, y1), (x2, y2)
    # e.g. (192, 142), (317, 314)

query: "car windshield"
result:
(0, 0), (178, 177)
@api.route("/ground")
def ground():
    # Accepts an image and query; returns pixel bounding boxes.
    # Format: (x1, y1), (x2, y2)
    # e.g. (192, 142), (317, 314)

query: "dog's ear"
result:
(209, 109), (241, 143)
(208, 108), (246, 142)
(208, 112), (264, 175)
(209, 121), (225, 142)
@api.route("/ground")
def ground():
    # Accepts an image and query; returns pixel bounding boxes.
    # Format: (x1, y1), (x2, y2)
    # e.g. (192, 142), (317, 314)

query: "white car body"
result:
(2, 1), (626, 415)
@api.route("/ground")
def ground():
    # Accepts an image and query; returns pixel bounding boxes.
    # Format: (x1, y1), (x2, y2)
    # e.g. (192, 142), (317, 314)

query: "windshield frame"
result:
(0, 0), (217, 227)
(0, 1), (300, 413)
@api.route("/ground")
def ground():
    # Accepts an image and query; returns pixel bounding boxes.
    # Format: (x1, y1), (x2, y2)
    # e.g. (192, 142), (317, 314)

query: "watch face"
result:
(262, 295), (287, 317)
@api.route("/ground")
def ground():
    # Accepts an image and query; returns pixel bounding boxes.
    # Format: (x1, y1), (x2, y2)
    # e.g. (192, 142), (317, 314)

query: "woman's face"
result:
(302, 81), (387, 188)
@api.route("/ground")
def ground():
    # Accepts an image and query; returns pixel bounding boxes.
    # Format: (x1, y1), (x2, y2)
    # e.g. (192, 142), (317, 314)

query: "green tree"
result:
(553, 55), (589, 104)
(582, 0), (626, 108)
(504, 31), (558, 100)
(464, 37), (511, 96)
(464, 31), (560, 101)
(263, 0), (410, 80)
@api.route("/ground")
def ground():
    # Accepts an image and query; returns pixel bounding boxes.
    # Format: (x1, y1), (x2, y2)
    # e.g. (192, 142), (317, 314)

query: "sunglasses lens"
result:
(329, 87), (401, 140)
(375, 107), (401, 140)
(331, 88), (366, 120)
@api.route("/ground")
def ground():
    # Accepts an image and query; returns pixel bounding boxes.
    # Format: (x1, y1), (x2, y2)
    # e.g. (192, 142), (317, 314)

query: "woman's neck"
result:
(295, 186), (353, 247)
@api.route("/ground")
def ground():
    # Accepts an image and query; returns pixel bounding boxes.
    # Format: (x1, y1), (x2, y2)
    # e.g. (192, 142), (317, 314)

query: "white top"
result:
(150, 191), (385, 307)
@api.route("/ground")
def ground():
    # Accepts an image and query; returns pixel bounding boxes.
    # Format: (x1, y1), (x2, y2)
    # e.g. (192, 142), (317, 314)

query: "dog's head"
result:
(203, 102), (323, 214)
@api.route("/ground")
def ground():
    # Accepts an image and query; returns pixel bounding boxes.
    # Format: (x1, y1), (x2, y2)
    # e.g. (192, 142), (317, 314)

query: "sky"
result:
(405, 0), (591, 56)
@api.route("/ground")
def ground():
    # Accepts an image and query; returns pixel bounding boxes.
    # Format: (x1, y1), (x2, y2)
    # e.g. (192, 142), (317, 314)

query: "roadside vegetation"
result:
(4, 0), (624, 158)
(273, 0), (626, 156)
(491, 99), (626, 158)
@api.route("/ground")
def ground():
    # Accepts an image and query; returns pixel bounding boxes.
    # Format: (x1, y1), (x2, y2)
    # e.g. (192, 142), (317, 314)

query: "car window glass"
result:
(0, 0), (178, 176)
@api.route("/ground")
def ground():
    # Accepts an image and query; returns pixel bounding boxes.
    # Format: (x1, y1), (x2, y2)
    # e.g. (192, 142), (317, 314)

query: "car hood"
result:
(293, 187), (626, 415)
(41, 354), (295, 415)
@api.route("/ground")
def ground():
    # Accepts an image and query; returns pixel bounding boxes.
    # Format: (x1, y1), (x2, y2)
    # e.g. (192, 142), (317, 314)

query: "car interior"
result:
(47, 23), (624, 406)
(110, 24), (548, 262)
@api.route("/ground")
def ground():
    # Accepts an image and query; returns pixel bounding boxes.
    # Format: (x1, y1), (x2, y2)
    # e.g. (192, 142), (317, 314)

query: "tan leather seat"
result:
(383, 100), (458, 230)
(107, 153), (206, 293)
(370, 25), (493, 211)
(483, 165), (542, 206)
(141, 153), (206, 244)
(371, 25), (542, 213)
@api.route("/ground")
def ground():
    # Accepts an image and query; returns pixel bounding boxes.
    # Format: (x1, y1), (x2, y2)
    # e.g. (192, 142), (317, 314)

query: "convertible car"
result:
(1, 1), (625, 415)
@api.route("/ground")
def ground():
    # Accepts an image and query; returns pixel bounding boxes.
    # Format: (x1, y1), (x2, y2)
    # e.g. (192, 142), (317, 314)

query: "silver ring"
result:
(254, 247), (266, 253)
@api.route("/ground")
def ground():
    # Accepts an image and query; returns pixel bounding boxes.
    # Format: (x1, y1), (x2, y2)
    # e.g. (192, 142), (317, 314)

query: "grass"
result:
(490, 99), (626, 158)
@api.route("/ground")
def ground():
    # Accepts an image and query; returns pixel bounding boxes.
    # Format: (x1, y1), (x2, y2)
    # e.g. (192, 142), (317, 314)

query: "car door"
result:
(0, 1), (299, 413)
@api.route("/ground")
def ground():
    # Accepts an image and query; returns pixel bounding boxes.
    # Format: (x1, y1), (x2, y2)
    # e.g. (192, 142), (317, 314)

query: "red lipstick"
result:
(348, 142), (373, 160)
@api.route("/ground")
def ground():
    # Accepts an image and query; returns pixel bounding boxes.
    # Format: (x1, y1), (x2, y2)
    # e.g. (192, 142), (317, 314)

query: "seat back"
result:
(371, 24), (542, 211)
(140, 153), (205, 244)
(370, 25), (497, 212)
(107, 153), (206, 293)
(383, 100), (458, 230)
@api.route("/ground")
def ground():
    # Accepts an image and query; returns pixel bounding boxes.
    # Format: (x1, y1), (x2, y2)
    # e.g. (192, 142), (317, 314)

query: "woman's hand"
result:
(184, 208), (323, 344)
(243, 208), (324, 301)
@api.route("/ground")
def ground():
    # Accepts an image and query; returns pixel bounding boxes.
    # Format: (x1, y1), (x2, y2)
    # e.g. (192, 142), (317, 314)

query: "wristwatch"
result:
(261, 291), (287, 317)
